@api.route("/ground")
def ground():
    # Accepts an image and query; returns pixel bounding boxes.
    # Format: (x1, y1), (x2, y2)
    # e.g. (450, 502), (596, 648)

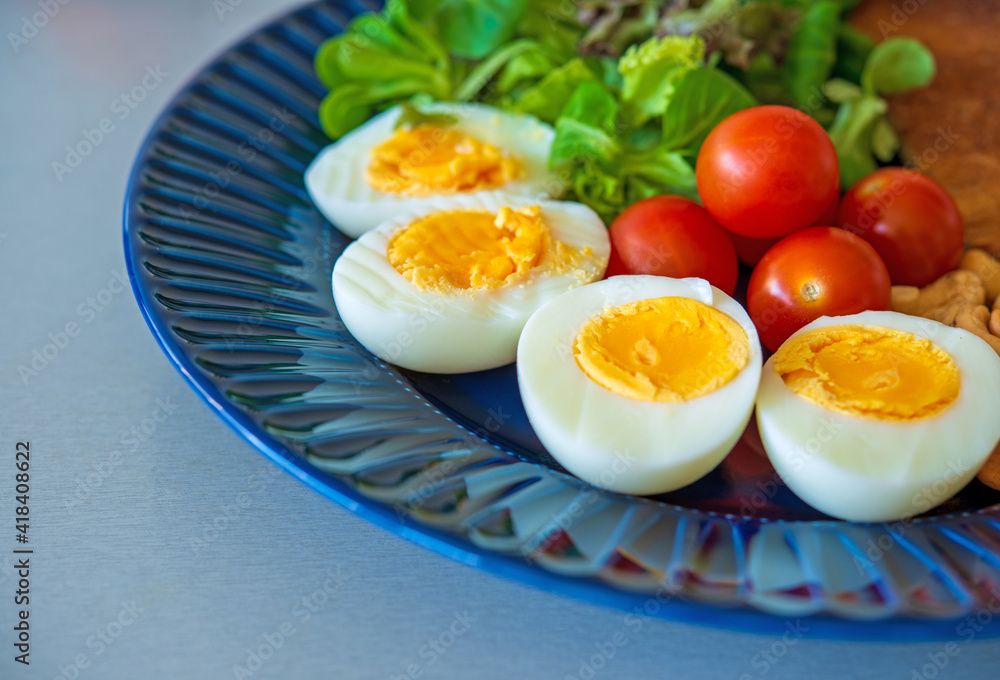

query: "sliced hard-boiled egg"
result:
(516, 276), (762, 495)
(332, 194), (609, 373)
(756, 310), (1000, 522)
(305, 103), (559, 238)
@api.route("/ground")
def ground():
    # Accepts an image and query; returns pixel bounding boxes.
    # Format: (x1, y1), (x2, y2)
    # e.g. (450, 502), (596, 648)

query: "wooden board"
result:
(850, 0), (1000, 256)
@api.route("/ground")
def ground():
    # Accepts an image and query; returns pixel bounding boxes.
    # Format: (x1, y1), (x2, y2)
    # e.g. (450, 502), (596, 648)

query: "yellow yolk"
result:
(772, 325), (961, 421)
(366, 125), (520, 196)
(573, 297), (750, 403)
(387, 205), (569, 293)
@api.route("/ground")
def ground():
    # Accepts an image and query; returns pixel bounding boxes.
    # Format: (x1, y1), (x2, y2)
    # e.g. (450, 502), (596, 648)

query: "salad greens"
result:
(619, 36), (704, 126)
(313, 0), (936, 219)
(825, 37), (936, 186)
(782, 1), (839, 110)
(549, 80), (700, 220)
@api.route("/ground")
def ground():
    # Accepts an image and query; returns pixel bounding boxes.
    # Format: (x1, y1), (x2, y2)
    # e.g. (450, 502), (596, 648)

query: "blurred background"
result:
(1, 1), (999, 678)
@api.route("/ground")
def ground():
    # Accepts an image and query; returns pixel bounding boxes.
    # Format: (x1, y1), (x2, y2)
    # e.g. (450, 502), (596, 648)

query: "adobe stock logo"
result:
(7, 0), (71, 53)
(52, 65), (169, 182)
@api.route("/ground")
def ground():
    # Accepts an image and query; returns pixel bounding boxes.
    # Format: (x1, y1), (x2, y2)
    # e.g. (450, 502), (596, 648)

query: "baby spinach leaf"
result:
(661, 68), (756, 154)
(550, 82), (621, 169)
(862, 37), (936, 95)
(825, 93), (887, 187)
(518, 0), (583, 60)
(314, 37), (348, 90)
(393, 102), (459, 130)
(783, 1), (839, 109)
(832, 25), (874, 84)
(408, 0), (442, 23)
(870, 117), (900, 163)
(496, 50), (558, 94)
(435, 0), (528, 59)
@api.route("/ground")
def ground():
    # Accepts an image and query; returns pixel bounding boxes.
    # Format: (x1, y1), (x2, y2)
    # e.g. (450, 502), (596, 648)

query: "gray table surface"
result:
(2, 1), (999, 678)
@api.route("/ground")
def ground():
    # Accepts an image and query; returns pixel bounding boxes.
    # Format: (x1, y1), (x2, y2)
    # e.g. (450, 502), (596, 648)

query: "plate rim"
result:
(121, 0), (1000, 641)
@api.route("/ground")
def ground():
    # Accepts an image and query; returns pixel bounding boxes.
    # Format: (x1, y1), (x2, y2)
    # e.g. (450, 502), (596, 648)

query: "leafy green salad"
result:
(313, 0), (935, 222)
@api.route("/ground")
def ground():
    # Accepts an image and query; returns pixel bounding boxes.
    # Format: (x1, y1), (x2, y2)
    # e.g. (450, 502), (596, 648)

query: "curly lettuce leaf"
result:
(551, 81), (697, 221)
(618, 35), (704, 126)
(511, 59), (601, 123)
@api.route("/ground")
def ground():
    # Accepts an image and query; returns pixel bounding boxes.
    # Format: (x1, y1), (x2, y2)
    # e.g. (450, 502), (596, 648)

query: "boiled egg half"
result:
(332, 194), (609, 373)
(516, 276), (762, 495)
(757, 311), (1000, 522)
(305, 103), (559, 238)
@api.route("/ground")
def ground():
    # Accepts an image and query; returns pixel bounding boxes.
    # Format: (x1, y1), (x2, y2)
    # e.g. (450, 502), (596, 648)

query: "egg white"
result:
(305, 102), (560, 238)
(757, 310), (1000, 522)
(332, 194), (609, 374)
(516, 276), (763, 496)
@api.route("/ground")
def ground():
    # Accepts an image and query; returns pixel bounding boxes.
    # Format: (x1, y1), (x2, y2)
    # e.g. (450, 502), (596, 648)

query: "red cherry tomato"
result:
(814, 193), (841, 226)
(747, 227), (892, 352)
(696, 105), (840, 239)
(728, 195), (839, 267)
(606, 195), (739, 295)
(837, 168), (964, 287)
(730, 232), (779, 268)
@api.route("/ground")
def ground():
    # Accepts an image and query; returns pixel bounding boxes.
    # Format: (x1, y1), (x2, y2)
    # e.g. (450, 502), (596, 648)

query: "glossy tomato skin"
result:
(747, 227), (892, 352)
(729, 232), (779, 268)
(727, 194), (840, 267)
(696, 106), (840, 239)
(606, 195), (739, 295)
(813, 193), (841, 226)
(837, 168), (964, 287)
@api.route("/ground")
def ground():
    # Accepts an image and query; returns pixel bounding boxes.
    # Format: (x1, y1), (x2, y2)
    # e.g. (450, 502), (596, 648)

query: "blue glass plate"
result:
(123, 0), (1000, 640)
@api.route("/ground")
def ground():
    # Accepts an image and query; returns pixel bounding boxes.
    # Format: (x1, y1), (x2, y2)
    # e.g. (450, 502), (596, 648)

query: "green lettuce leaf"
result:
(832, 25), (874, 84)
(517, 0), (583, 60)
(392, 102), (459, 129)
(783, 1), (839, 109)
(435, 0), (528, 59)
(822, 37), (935, 186)
(550, 81), (698, 221)
(660, 67), (756, 155)
(550, 82), (620, 169)
(862, 37), (936, 95)
(511, 59), (600, 123)
(824, 86), (888, 187)
(622, 147), (697, 205)
(618, 36), (705, 126)
(495, 49), (558, 94)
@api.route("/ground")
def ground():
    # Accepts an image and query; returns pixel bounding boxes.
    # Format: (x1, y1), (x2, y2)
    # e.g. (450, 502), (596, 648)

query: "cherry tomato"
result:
(728, 195), (839, 267)
(606, 195), (739, 295)
(696, 106), (840, 239)
(730, 232), (779, 268)
(814, 193), (841, 226)
(837, 168), (964, 287)
(747, 227), (892, 352)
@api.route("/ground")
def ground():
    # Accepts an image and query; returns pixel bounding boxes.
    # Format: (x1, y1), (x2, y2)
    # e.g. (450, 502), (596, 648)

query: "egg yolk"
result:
(772, 325), (960, 421)
(388, 205), (571, 293)
(366, 125), (520, 196)
(573, 297), (750, 402)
